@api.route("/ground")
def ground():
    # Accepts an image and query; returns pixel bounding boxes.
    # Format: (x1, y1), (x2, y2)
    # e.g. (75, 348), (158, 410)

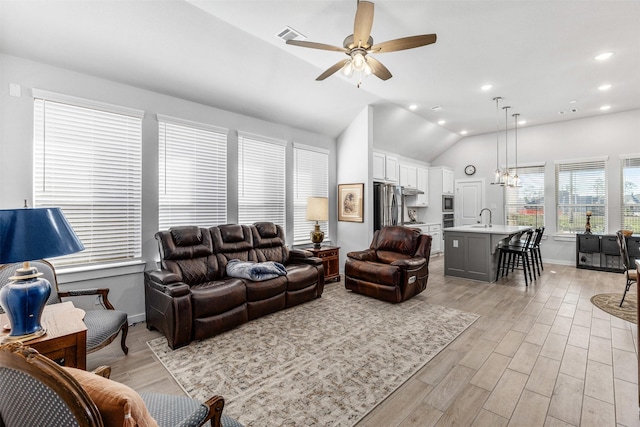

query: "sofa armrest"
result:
(347, 249), (376, 262)
(289, 249), (322, 266)
(145, 270), (190, 297)
(390, 257), (427, 269)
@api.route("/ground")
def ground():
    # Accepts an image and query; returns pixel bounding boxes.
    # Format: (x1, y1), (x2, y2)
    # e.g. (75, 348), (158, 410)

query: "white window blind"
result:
(556, 158), (607, 234)
(293, 144), (329, 245)
(158, 116), (227, 230)
(238, 133), (286, 228)
(621, 156), (640, 233)
(505, 165), (545, 228)
(33, 93), (143, 266)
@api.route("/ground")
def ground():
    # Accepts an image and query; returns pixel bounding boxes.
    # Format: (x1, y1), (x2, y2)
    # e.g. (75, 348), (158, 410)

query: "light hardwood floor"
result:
(87, 256), (640, 426)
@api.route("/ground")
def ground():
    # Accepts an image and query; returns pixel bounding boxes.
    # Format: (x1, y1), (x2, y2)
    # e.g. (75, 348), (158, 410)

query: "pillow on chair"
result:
(64, 367), (159, 427)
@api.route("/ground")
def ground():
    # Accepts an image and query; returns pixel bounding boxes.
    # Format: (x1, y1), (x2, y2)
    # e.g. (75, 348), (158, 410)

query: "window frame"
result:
(157, 114), (228, 230)
(504, 163), (546, 228)
(620, 154), (640, 233)
(237, 132), (286, 229)
(32, 89), (143, 267)
(293, 143), (330, 246)
(555, 157), (608, 235)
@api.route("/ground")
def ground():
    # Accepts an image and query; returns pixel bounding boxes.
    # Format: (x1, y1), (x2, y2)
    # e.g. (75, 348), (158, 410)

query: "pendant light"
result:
(512, 113), (522, 187)
(490, 97), (503, 185)
(502, 105), (511, 186)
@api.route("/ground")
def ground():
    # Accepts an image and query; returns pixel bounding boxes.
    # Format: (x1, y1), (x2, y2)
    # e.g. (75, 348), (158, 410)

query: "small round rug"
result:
(590, 293), (637, 324)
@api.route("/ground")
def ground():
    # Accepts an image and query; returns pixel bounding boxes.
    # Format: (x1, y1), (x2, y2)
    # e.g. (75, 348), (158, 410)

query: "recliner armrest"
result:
(145, 270), (190, 297)
(347, 249), (376, 262)
(390, 257), (427, 269)
(289, 249), (322, 266)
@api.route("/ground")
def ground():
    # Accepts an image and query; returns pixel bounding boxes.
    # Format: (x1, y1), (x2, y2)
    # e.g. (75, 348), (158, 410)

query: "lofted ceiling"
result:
(1, 0), (639, 163)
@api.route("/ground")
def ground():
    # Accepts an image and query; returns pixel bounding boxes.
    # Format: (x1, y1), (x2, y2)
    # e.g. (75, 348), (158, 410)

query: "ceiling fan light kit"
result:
(286, 1), (436, 86)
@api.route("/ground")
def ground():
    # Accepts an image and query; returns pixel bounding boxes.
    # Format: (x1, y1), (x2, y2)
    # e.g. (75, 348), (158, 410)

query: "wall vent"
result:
(276, 26), (305, 42)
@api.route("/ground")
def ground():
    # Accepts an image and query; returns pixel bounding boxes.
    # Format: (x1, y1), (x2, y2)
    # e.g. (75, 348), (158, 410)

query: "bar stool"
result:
(496, 229), (535, 286)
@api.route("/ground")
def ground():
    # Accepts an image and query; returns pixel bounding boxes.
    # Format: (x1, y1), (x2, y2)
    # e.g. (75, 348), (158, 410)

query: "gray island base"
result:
(443, 225), (533, 282)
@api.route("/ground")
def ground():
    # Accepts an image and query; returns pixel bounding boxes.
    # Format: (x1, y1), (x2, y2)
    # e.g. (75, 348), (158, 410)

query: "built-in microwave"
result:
(442, 195), (454, 212)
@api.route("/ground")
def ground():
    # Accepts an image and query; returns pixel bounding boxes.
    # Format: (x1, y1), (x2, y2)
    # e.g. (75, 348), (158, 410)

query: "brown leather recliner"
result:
(345, 226), (432, 303)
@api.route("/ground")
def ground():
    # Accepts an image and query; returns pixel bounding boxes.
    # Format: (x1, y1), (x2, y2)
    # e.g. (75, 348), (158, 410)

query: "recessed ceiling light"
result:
(460, 130), (468, 135)
(594, 52), (613, 61)
(598, 84), (612, 91)
(431, 105), (442, 111)
(600, 105), (611, 111)
(437, 120), (446, 125)
(568, 99), (577, 104)
(481, 84), (493, 91)
(518, 120), (527, 125)
(408, 104), (418, 111)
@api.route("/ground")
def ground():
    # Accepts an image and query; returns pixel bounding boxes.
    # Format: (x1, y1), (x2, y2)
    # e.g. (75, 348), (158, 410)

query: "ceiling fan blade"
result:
(316, 60), (349, 81)
(286, 39), (348, 53)
(370, 34), (437, 53)
(353, 1), (374, 48)
(366, 56), (392, 81)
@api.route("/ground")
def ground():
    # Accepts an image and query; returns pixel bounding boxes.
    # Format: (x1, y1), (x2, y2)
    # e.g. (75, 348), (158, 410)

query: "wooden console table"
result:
(1, 301), (87, 369)
(307, 246), (340, 282)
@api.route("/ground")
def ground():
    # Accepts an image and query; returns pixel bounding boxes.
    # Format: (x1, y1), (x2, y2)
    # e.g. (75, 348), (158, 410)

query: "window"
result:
(158, 116), (227, 230)
(33, 90), (143, 266)
(621, 156), (640, 233)
(505, 165), (545, 227)
(293, 144), (329, 245)
(555, 158), (607, 234)
(238, 133), (286, 228)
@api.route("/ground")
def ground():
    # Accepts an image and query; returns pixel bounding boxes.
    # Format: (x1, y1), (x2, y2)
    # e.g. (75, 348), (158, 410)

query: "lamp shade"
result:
(306, 197), (328, 222)
(0, 208), (85, 264)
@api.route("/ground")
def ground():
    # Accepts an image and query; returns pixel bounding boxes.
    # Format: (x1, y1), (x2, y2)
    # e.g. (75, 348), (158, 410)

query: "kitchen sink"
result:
(471, 224), (490, 228)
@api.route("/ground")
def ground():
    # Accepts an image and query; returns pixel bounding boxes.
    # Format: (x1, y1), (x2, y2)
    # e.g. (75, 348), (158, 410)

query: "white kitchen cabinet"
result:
(373, 152), (398, 183)
(429, 224), (442, 254)
(399, 164), (417, 188)
(373, 152), (386, 181)
(415, 167), (429, 206)
(442, 168), (455, 194)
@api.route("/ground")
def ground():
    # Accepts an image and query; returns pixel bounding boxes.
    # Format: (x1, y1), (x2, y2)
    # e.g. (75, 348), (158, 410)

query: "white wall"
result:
(0, 54), (336, 322)
(431, 109), (640, 265)
(336, 106), (373, 270)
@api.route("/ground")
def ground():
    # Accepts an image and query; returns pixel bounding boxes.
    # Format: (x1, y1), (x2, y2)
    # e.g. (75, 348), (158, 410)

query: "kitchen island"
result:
(443, 224), (532, 282)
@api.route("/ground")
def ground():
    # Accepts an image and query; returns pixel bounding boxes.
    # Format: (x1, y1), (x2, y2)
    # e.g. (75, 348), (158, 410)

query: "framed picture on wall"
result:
(338, 183), (364, 222)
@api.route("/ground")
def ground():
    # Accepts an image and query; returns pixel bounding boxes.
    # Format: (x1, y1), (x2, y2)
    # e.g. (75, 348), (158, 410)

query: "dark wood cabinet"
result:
(306, 246), (340, 282)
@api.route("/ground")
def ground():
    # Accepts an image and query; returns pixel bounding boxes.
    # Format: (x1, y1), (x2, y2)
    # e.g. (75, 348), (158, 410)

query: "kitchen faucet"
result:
(479, 208), (492, 227)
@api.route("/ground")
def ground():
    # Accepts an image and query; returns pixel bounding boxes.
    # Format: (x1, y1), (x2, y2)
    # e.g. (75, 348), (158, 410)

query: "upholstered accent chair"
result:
(0, 342), (242, 427)
(345, 226), (432, 303)
(0, 259), (129, 355)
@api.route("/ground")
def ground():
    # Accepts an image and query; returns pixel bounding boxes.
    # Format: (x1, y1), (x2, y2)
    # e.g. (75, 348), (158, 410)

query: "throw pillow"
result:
(64, 367), (159, 427)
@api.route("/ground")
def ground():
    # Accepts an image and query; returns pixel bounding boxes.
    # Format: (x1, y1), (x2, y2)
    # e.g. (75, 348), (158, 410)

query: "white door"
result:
(456, 179), (485, 225)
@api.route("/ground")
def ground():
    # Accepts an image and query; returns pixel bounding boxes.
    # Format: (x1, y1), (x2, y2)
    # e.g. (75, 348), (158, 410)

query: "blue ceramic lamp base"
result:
(0, 264), (51, 343)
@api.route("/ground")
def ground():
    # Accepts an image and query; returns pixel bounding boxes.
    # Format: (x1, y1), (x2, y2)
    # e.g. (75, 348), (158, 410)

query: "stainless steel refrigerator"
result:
(373, 183), (403, 231)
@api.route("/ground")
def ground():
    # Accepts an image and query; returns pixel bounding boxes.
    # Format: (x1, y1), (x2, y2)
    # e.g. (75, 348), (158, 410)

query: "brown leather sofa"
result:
(144, 222), (324, 349)
(344, 226), (432, 303)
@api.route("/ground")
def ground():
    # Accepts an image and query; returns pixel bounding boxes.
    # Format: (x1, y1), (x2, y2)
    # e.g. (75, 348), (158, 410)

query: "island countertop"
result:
(443, 225), (532, 234)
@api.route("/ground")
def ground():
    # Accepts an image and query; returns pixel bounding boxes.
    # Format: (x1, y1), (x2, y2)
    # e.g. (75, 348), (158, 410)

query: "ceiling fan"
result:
(286, 0), (437, 84)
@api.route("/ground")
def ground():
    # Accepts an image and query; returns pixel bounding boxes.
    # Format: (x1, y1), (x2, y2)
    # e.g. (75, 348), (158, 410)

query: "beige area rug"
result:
(147, 285), (479, 427)
(591, 293), (637, 324)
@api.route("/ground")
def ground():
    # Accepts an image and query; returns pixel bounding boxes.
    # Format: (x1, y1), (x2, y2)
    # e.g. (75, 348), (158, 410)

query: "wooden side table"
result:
(1, 301), (87, 369)
(307, 246), (340, 282)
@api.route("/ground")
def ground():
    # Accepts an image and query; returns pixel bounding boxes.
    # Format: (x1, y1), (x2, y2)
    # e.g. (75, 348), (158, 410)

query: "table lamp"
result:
(0, 207), (84, 342)
(306, 197), (328, 249)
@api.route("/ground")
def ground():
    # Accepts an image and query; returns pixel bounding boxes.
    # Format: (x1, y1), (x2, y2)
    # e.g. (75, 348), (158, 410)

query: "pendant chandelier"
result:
(502, 105), (511, 186)
(511, 113), (522, 187)
(490, 97), (503, 185)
